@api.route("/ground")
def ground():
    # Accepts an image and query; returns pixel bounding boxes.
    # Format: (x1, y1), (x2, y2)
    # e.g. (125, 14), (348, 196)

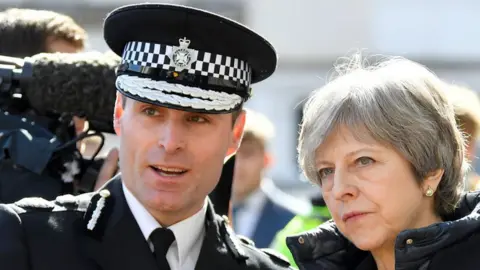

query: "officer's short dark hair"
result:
(0, 8), (87, 57)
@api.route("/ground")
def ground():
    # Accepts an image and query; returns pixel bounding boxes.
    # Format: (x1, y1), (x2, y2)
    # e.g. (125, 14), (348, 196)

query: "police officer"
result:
(0, 3), (292, 270)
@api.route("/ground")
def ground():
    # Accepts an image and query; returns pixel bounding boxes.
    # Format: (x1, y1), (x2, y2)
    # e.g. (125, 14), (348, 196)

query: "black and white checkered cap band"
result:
(115, 39), (251, 112)
(121, 41), (252, 86)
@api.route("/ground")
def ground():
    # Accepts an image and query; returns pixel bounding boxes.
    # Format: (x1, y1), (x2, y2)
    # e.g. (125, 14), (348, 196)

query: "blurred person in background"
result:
(0, 8), (85, 55)
(287, 54), (480, 270)
(445, 84), (480, 191)
(231, 108), (298, 248)
(0, 8), (119, 197)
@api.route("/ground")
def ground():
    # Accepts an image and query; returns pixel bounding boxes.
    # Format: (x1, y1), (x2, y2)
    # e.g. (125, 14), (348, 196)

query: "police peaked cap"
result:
(103, 3), (278, 113)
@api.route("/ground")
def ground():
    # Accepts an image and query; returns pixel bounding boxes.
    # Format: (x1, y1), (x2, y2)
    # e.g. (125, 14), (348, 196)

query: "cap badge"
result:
(169, 37), (198, 72)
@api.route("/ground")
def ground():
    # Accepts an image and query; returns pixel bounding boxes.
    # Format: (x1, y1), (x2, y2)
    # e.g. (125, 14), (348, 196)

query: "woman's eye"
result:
(317, 168), (334, 183)
(357, 156), (374, 166)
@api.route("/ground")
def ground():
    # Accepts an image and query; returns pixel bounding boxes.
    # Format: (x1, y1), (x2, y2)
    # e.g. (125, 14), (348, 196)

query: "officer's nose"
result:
(157, 119), (186, 153)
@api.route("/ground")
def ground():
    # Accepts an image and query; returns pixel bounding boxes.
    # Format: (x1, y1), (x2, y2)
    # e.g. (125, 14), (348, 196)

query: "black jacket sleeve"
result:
(0, 204), (30, 270)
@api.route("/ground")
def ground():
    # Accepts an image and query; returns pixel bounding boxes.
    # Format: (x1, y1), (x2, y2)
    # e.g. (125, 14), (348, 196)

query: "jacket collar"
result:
(287, 191), (480, 270)
(79, 175), (250, 269)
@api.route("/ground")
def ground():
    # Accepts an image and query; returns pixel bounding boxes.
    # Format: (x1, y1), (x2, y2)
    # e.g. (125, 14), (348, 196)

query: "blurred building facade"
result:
(3, 0), (480, 189)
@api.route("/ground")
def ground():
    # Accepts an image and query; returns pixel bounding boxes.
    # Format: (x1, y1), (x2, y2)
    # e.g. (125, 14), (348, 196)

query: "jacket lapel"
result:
(79, 177), (252, 270)
(195, 200), (248, 270)
(79, 177), (158, 270)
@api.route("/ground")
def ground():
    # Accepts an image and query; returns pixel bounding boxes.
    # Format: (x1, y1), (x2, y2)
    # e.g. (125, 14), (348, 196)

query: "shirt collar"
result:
(122, 182), (207, 265)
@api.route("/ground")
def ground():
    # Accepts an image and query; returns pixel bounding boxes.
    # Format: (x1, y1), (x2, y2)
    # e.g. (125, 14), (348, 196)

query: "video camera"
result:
(0, 52), (119, 203)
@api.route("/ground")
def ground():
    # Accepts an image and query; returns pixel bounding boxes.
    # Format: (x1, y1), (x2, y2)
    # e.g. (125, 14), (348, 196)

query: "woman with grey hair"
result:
(287, 54), (480, 270)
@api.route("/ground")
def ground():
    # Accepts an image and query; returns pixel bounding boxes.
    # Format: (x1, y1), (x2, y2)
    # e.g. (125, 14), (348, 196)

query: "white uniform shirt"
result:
(122, 183), (207, 270)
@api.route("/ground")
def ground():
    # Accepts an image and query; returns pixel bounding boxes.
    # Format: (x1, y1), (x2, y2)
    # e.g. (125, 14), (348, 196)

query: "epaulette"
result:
(9, 193), (95, 215)
(55, 194), (79, 206)
(11, 197), (56, 214)
(55, 192), (94, 212)
(260, 248), (291, 268)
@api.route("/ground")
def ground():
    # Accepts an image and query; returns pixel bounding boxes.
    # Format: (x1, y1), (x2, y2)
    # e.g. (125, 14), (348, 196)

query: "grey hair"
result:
(298, 53), (468, 217)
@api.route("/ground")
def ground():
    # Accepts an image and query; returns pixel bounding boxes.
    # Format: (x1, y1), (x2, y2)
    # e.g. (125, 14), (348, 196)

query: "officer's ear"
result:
(226, 110), (246, 157)
(113, 93), (124, 136)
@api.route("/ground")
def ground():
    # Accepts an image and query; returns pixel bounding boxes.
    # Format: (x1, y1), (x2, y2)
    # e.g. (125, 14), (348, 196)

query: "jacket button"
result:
(406, 239), (413, 245)
(99, 190), (111, 198)
(298, 236), (305, 244)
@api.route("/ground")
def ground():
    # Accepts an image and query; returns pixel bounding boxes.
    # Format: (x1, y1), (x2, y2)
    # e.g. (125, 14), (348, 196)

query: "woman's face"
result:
(315, 126), (441, 252)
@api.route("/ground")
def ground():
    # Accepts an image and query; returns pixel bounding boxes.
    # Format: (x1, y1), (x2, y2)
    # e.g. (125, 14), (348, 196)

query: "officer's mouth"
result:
(149, 165), (189, 177)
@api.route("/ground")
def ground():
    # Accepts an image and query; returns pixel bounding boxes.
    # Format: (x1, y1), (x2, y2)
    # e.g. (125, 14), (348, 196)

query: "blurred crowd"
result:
(1, 5), (480, 270)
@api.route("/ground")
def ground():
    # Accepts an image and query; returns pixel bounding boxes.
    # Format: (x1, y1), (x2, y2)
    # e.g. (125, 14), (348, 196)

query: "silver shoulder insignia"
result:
(14, 197), (55, 209)
(87, 189), (110, 231)
(55, 194), (78, 205)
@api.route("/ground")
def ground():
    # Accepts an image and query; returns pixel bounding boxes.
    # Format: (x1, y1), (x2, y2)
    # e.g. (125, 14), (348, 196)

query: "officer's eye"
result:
(188, 115), (208, 123)
(142, 108), (159, 116)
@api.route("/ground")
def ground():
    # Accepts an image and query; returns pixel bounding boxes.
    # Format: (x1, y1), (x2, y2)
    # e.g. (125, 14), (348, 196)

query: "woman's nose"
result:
(332, 169), (358, 201)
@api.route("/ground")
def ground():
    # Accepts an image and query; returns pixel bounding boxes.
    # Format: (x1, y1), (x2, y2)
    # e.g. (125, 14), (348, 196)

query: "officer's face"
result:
(114, 95), (245, 226)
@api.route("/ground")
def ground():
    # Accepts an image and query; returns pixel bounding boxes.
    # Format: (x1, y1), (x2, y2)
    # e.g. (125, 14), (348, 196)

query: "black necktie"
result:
(150, 228), (176, 270)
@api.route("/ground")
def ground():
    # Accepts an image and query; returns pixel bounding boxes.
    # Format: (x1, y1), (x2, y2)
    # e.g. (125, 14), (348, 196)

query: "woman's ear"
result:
(423, 169), (444, 194)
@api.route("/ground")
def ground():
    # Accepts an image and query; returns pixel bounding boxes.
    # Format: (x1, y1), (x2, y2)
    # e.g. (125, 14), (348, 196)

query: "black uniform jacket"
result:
(0, 176), (293, 270)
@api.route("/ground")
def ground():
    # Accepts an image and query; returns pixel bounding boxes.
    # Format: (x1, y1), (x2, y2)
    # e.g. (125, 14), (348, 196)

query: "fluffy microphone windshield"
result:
(24, 51), (121, 133)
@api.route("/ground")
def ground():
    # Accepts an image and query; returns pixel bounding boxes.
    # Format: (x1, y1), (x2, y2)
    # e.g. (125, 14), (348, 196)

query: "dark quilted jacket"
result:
(286, 191), (480, 270)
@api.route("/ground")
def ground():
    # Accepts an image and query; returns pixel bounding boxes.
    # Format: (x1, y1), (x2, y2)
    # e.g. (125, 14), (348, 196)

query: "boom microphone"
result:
(0, 51), (121, 133)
